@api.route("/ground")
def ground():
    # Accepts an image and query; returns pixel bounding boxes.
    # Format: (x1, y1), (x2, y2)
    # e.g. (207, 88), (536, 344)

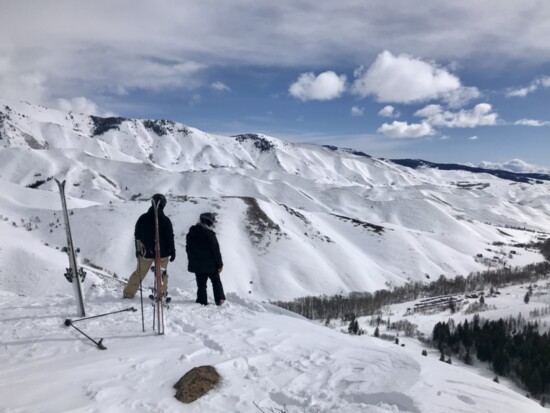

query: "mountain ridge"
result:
(0, 98), (548, 302)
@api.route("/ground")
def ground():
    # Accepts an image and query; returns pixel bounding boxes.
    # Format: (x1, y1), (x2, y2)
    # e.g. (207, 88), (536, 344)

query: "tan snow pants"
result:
(123, 256), (169, 298)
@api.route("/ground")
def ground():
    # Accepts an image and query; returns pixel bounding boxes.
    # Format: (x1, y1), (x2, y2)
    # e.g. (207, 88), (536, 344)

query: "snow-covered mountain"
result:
(1, 98), (549, 301)
(1, 99), (549, 413)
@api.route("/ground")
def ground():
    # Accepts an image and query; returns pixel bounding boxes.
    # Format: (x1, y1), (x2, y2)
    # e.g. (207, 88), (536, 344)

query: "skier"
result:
(123, 194), (176, 299)
(186, 212), (226, 306)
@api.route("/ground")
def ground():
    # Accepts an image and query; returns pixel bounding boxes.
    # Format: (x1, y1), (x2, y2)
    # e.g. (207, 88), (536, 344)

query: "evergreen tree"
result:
(528, 369), (543, 396)
(464, 349), (473, 365)
(449, 297), (456, 314)
(348, 317), (360, 335)
(541, 238), (550, 261)
(374, 326), (380, 337)
(524, 292), (530, 304)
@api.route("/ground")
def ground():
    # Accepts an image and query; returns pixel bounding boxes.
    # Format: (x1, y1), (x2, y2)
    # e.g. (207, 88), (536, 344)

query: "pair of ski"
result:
(139, 198), (167, 335)
(57, 180), (166, 350)
(57, 179), (137, 349)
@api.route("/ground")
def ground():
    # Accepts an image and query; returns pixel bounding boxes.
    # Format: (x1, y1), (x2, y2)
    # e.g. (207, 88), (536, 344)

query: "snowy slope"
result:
(0, 99), (548, 301)
(1, 99), (549, 412)
(1, 285), (547, 413)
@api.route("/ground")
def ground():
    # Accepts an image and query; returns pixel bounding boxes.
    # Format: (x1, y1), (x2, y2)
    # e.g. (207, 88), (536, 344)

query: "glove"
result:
(169, 250), (176, 262)
(135, 239), (146, 257)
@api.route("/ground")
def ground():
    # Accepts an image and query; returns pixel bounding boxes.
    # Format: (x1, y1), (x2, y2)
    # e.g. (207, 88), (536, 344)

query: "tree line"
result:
(273, 261), (550, 320)
(433, 314), (550, 398)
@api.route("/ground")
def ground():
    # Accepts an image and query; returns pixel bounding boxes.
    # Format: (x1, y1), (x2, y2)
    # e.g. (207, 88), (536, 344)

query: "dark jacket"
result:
(186, 224), (223, 274)
(135, 207), (175, 259)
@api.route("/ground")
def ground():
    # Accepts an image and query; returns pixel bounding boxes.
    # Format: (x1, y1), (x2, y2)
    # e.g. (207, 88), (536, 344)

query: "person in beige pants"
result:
(123, 194), (175, 299)
(124, 254), (170, 297)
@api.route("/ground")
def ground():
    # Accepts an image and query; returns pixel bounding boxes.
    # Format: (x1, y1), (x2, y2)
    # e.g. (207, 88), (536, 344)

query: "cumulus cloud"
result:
(442, 86), (481, 109)
(468, 135), (479, 140)
(0, 56), (48, 103)
(56, 97), (116, 116)
(478, 159), (550, 174)
(0, 2), (550, 111)
(378, 105), (400, 118)
(507, 76), (550, 97)
(351, 51), (478, 106)
(351, 106), (364, 116)
(1, 2), (549, 118)
(514, 119), (550, 127)
(289, 71), (346, 101)
(414, 103), (499, 128)
(377, 121), (435, 138)
(211, 81), (230, 92)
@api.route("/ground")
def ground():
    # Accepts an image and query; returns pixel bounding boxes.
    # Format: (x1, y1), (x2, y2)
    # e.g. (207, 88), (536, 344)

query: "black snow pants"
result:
(195, 272), (225, 305)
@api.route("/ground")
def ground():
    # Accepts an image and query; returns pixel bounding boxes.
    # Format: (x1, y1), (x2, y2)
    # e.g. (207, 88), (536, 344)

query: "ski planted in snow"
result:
(151, 198), (165, 335)
(55, 179), (86, 317)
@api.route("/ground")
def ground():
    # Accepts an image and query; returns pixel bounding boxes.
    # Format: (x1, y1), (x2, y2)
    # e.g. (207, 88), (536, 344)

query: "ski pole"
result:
(152, 301), (156, 331)
(64, 320), (107, 350)
(66, 307), (137, 324)
(138, 253), (145, 333)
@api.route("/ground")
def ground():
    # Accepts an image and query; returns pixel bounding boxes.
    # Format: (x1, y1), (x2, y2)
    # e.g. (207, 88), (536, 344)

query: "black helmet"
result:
(152, 193), (167, 209)
(200, 212), (216, 226)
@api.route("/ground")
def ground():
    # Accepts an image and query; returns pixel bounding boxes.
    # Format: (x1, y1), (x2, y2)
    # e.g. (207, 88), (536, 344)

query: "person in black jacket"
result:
(123, 194), (176, 299)
(186, 212), (225, 306)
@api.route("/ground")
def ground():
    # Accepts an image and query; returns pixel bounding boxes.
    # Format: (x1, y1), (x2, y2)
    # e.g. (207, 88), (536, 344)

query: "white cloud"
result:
(211, 81), (230, 92)
(440, 135), (451, 140)
(351, 106), (364, 116)
(414, 103), (499, 128)
(289, 71), (346, 101)
(1, 2), (549, 112)
(468, 135), (479, 140)
(351, 51), (478, 106)
(442, 86), (481, 108)
(514, 119), (550, 127)
(378, 105), (400, 118)
(377, 121), (435, 138)
(479, 159), (550, 174)
(507, 76), (550, 97)
(56, 97), (115, 116)
(506, 85), (537, 98)
(0, 56), (47, 103)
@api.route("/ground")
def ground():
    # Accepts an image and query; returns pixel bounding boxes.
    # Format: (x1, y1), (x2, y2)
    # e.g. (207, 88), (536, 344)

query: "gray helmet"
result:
(152, 193), (167, 209)
(200, 212), (217, 226)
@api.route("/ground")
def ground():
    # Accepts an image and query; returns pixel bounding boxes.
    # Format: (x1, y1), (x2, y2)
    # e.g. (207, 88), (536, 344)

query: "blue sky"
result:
(1, 1), (549, 170)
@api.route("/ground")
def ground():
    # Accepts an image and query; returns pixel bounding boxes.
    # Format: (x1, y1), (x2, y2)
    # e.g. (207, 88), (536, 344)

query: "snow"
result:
(1, 285), (547, 413)
(0, 99), (549, 412)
